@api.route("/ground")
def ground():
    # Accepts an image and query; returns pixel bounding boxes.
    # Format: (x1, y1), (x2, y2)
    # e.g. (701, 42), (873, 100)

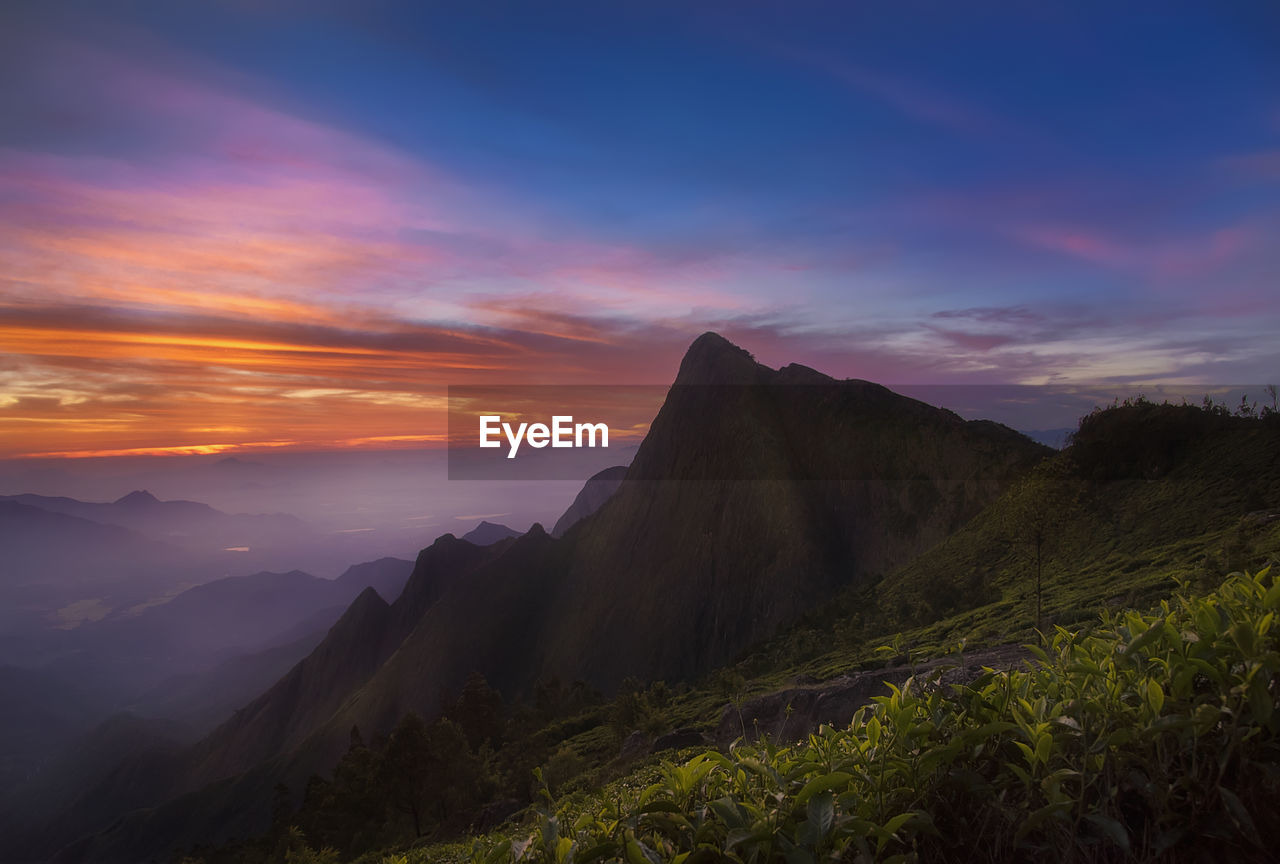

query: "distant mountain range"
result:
(43, 557), (415, 704)
(0, 491), (315, 641)
(0, 490), (304, 551)
(0, 556), (415, 854)
(0, 485), (430, 646)
(0, 499), (176, 591)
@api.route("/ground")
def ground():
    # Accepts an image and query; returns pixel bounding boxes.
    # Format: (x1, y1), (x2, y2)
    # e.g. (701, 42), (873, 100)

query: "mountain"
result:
(333, 556), (416, 601)
(873, 401), (1280, 631)
(80, 557), (411, 658)
(129, 628), (333, 735)
(0, 665), (94, 793)
(551, 465), (628, 537)
(0, 500), (172, 588)
(17, 537), (494, 859)
(177, 537), (487, 787)
(0, 490), (306, 551)
(355, 332), (1047, 695)
(0, 491), (323, 641)
(46, 558), (415, 705)
(0, 501), (192, 642)
(40, 333), (1052, 862)
(0, 712), (187, 851)
(461, 520), (522, 546)
(85, 569), (339, 656)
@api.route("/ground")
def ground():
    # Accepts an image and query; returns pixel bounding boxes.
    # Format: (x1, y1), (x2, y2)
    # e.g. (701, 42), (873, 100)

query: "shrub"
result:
(468, 568), (1280, 863)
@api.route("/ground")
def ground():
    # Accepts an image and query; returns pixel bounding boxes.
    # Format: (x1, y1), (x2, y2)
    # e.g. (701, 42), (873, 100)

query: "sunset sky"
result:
(2, 1), (1278, 459)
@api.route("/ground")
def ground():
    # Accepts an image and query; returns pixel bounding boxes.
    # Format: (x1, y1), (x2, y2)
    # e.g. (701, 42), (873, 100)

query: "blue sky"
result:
(1, 0), (1278, 456)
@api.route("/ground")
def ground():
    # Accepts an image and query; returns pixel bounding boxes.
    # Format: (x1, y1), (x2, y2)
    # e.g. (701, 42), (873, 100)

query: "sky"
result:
(2, 0), (1278, 459)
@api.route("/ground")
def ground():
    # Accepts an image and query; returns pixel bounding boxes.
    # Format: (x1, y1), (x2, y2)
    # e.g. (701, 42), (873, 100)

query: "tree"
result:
(379, 713), (482, 838)
(381, 713), (432, 838)
(448, 671), (505, 751)
(1000, 459), (1075, 633)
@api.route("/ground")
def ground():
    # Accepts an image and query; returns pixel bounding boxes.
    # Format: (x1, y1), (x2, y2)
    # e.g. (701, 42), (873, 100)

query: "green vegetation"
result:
(460, 567), (1280, 863)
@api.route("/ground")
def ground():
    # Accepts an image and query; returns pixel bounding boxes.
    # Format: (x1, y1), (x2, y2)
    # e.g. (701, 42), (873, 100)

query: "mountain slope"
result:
(871, 401), (1280, 637)
(551, 465), (628, 537)
(187, 538), (488, 781)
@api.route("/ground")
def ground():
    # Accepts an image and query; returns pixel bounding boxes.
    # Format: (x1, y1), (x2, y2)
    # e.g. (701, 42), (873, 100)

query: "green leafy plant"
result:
(462, 568), (1279, 864)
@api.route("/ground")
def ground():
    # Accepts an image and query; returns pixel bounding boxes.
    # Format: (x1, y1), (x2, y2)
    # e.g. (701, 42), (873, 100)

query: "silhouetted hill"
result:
(333, 556), (415, 601)
(47, 558), (414, 707)
(551, 465), (628, 537)
(871, 401), (1280, 632)
(461, 520), (522, 546)
(180, 587), (399, 787)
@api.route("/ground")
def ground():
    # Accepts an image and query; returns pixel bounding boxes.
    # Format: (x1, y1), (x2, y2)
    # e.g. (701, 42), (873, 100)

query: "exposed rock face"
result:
(652, 728), (710, 752)
(539, 333), (1048, 686)
(551, 465), (629, 537)
(715, 645), (1033, 745)
(618, 730), (651, 762)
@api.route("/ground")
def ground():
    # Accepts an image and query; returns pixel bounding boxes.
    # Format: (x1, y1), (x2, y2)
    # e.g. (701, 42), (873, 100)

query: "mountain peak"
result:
(113, 490), (159, 507)
(345, 585), (391, 617)
(460, 521), (521, 546)
(675, 332), (762, 386)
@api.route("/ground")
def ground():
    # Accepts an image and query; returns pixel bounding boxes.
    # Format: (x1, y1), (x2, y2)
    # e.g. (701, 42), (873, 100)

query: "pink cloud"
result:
(1219, 150), (1280, 180)
(824, 64), (1006, 138)
(1008, 222), (1259, 281)
(0, 39), (783, 334)
(1011, 225), (1133, 268)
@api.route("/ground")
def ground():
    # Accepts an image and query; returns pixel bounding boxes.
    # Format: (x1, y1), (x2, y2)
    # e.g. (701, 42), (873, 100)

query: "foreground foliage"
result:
(460, 568), (1280, 864)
